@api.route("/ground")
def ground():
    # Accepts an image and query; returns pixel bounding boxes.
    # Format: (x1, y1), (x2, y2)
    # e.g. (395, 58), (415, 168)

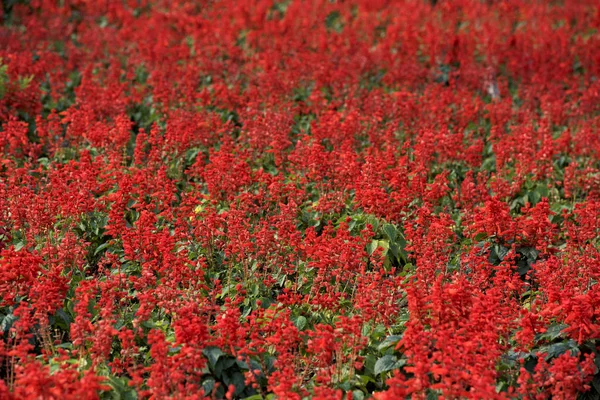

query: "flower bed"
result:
(1, 1), (600, 398)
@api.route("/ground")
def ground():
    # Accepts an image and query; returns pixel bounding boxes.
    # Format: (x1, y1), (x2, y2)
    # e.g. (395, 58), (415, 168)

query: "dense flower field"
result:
(1, 0), (600, 398)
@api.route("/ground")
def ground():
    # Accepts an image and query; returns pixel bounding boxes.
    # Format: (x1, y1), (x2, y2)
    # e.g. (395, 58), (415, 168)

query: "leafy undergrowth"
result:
(1, 0), (600, 399)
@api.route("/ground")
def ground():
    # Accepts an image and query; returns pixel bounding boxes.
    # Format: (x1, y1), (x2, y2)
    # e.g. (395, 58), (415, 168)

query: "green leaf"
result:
(105, 375), (138, 400)
(357, 374), (377, 385)
(54, 308), (72, 329)
(364, 354), (377, 375)
(325, 11), (343, 32)
(474, 232), (488, 242)
(185, 147), (201, 165)
(378, 240), (389, 256)
(367, 240), (378, 255)
(377, 335), (403, 352)
(529, 190), (541, 205)
(14, 240), (26, 251)
(214, 356), (236, 377)
(489, 244), (509, 265)
(18, 75), (34, 91)
(236, 358), (261, 372)
(94, 241), (111, 256)
(232, 371), (247, 396)
(519, 247), (539, 263)
(223, 370), (246, 396)
(426, 389), (441, 400)
(293, 315), (307, 331)
(517, 260), (531, 276)
(592, 375), (600, 394)
(352, 390), (366, 400)
(388, 242), (399, 260)
(538, 340), (578, 360)
(1, 313), (18, 333)
(496, 381), (508, 394)
(374, 354), (399, 375)
(203, 346), (224, 368)
(202, 378), (216, 396)
(536, 184), (549, 198)
(395, 235), (408, 263)
(538, 323), (567, 341)
(496, 245), (509, 261)
(383, 224), (397, 242)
